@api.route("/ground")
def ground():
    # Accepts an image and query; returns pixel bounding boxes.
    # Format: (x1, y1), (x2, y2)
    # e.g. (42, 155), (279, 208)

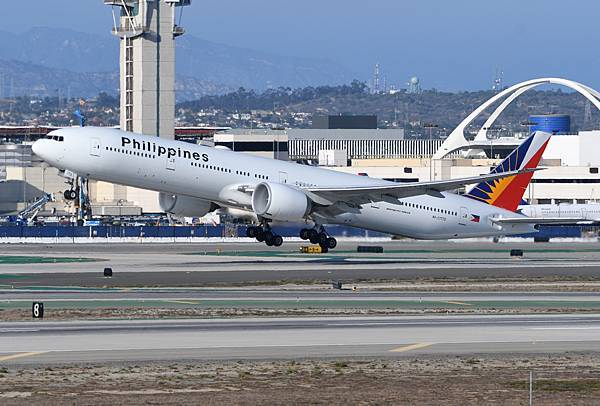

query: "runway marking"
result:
(0, 351), (47, 362)
(389, 342), (433, 353)
(443, 300), (472, 306)
(531, 327), (600, 330)
(165, 300), (200, 305)
(0, 328), (40, 333)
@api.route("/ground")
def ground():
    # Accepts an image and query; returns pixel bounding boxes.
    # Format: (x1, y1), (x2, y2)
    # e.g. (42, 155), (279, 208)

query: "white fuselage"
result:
(33, 127), (536, 239)
(519, 203), (600, 222)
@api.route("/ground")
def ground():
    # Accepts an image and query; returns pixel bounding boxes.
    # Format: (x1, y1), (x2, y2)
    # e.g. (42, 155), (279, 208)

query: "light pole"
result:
(424, 123), (438, 181)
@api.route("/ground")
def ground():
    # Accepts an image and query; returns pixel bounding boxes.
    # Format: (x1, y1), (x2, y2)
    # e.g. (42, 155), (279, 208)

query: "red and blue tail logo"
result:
(465, 131), (551, 212)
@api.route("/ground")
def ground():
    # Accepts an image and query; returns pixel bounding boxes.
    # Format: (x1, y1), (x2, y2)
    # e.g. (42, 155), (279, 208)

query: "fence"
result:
(0, 225), (390, 239)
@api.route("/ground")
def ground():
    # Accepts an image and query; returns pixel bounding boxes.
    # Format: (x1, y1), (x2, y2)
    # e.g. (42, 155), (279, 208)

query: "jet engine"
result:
(252, 182), (311, 222)
(158, 192), (217, 217)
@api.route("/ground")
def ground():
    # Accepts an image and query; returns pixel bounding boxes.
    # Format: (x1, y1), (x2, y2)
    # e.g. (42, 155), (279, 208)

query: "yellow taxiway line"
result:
(389, 342), (434, 353)
(0, 351), (47, 362)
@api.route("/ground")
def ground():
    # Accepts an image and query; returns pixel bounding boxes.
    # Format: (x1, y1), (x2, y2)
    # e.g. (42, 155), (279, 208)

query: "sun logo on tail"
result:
(465, 132), (550, 212)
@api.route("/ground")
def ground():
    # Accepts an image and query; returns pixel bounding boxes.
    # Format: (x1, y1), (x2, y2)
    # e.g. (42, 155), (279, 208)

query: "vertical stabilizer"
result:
(465, 131), (551, 212)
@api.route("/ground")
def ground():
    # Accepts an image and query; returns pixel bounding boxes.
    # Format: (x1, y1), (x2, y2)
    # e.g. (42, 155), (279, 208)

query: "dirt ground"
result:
(2, 305), (600, 321)
(0, 306), (598, 321)
(1, 354), (600, 405)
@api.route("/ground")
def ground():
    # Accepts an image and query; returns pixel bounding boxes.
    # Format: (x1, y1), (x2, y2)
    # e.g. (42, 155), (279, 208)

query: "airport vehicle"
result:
(32, 127), (550, 251)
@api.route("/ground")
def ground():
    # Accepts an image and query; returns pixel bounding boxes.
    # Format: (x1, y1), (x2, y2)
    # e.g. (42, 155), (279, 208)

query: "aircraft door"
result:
(90, 138), (101, 157)
(459, 206), (469, 225)
(166, 157), (176, 171)
(279, 171), (288, 184)
(581, 207), (587, 220)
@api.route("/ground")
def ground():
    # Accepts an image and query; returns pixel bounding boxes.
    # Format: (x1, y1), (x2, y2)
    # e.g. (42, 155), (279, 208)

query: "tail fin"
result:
(465, 131), (551, 212)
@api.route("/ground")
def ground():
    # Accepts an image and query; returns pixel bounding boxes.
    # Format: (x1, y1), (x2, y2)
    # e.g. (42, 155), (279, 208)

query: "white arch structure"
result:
(433, 78), (600, 159)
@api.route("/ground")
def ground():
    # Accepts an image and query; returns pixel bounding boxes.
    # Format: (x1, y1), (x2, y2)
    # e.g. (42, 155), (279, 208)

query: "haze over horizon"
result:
(2, 0), (599, 92)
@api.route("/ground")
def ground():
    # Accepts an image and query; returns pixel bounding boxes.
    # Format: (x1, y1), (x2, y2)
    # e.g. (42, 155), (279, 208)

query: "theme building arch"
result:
(433, 78), (600, 159)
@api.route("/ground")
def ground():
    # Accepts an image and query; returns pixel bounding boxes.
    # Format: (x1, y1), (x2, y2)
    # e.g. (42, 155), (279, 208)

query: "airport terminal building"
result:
(2, 109), (600, 217)
(1, 128), (600, 218)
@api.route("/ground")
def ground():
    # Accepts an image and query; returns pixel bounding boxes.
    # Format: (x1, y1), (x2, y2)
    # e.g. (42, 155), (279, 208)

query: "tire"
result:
(265, 233), (275, 246)
(307, 229), (318, 240)
(320, 244), (329, 254)
(64, 190), (77, 200)
(309, 234), (320, 244)
(327, 237), (337, 249)
(319, 232), (328, 244)
(246, 226), (256, 238)
(299, 228), (309, 240)
(264, 231), (274, 246)
(273, 235), (283, 247)
(256, 229), (265, 242)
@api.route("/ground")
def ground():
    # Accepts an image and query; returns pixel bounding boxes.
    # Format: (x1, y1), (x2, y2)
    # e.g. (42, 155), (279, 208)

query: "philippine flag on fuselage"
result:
(471, 214), (481, 223)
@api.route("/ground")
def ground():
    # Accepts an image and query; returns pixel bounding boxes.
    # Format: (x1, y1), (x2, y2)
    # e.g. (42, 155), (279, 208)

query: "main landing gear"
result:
(299, 227), (337, 253)
(246, 225), (284, 247)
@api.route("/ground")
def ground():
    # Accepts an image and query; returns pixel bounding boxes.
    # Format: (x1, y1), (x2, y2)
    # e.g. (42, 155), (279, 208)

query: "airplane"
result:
(515, 202), (600, 225)
(32, 127), (551, 252)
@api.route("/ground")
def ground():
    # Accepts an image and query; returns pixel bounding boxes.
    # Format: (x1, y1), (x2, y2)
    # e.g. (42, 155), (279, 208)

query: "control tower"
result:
(104, 0), (190, 139)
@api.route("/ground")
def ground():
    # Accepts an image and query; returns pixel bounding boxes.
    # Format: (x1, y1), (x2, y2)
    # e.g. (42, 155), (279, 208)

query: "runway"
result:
(2, 241), (600, 286)
(2, 241), (600, 366)
(1, 314), (600, 365)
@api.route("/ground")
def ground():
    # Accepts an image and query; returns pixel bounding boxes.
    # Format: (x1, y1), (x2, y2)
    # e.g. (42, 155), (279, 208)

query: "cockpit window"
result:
(45, 135), (64, 142)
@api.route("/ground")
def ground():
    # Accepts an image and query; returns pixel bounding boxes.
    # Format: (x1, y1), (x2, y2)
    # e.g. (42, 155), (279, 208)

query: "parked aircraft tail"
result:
(465, 131), (551, 212)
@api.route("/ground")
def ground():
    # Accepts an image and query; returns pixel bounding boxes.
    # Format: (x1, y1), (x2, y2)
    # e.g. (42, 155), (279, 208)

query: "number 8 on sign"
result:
(32, 302), (44, 319)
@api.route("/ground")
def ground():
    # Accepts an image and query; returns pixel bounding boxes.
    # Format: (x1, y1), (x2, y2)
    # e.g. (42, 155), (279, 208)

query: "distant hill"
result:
(0, 59), (119, 99)
(0, 27), (355, 98)
(175, 35), (354, 89)
(0, 59), (232, 101)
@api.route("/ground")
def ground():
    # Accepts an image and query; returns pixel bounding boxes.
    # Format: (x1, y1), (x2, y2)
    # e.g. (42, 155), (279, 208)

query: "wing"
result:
(305, 168), (538, 206)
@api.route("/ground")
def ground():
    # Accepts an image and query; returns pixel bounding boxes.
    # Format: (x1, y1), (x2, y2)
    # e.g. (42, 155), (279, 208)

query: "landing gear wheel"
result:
(319, 243), (329, 253)
(326, 237), (337, 249)
(308, 229), (319, 244)
(273, 235), (283, 247)
(299, 228), (310, 240)
(64, 189), (77, 200)
(246, 226), (257, 238)
(319, 232), (329, 245)
(264, 230), (274, 246)
(255, 229), (265, 242)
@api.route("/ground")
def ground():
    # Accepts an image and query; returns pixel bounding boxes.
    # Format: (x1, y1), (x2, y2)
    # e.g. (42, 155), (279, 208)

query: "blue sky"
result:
(3, 0), (599, 91)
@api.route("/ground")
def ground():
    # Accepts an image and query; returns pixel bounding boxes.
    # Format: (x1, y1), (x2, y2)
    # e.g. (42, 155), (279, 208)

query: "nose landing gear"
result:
(300, 226), (337, 253)
(63, 189), (78, 201)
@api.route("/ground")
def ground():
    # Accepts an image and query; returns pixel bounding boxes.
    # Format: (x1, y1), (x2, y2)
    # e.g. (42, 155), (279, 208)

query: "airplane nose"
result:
(32, 139), (42, 157)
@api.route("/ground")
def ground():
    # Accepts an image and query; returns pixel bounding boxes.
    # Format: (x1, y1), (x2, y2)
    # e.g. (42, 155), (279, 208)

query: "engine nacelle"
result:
(252, 182), (311, 222)
(158, 192), (216, 217)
